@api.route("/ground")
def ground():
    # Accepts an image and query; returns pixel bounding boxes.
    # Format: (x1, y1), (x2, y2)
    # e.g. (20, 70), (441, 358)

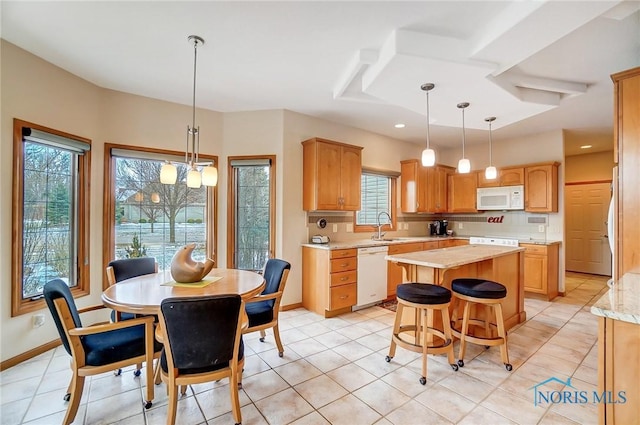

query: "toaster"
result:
(311, 235), (330, 244)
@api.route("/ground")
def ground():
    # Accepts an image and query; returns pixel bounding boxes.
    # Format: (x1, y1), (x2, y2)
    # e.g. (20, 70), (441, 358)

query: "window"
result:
(12, 119), (91, 316)
(227, 156), (275, 271)
(103, 144), (217, 287)
(354, 170), (397, 232)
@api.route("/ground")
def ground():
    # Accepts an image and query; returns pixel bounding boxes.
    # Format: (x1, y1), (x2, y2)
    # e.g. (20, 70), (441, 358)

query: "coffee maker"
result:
(429, 220), (449, 236)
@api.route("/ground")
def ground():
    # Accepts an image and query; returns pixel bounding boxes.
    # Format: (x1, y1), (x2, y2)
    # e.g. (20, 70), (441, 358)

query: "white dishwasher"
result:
(356, 246), (388, 309)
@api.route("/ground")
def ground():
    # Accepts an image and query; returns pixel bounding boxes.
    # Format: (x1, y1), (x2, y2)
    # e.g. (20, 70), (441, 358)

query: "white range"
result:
(469, 237), (519, 247)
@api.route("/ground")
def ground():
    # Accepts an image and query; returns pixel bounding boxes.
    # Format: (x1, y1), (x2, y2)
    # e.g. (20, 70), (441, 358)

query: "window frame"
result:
(11, 119), (91, 317)
(103, 143), (218, 289)
(354, 170), (398, 234)
(226, 155), (276, 270)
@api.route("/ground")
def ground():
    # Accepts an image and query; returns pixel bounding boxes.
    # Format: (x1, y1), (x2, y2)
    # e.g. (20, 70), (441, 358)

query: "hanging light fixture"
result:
(420, 83), (436, 167)
(457, 102), (471, 174)
(484, 116), (497, 180)
(160, 35), (218, 188)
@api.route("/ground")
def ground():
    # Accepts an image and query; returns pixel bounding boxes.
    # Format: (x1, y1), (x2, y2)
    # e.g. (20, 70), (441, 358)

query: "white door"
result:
(565, 183), (612, 275)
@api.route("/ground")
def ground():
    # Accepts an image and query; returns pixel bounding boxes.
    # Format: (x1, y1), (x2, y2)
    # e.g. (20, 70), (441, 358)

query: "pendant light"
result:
(484, 116), (497, 180)
(160, 35), (218, 188)
(457, 102), (471, 174)
(420, 83), (436, 166)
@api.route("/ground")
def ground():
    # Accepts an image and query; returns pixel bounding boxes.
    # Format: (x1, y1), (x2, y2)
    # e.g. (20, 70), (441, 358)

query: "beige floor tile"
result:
(241, 369), (289, 402)
(254, 387), (314, 425)
(84, 389), (150, 425)
(294, 374), (348, 409)
(208, 403), (269, 425)
(305, 349), (350, 373)
(278, 327), (310, 345)
(548, 398), (598, 424)
(452, 358), (511, 386)
(1, 398), (32, 425)
(538, 410), (581, 424)
(21, 404), (87, 425)
(355, 318), (390, 333)
(438, 369), (497, 403)
(481, 388), (547, 424)
(414, 383), (476, 422)
(458, 405), (516, 424)
(242, 353), (273, 378)
(313, 328), (353, 348)
(319, 394), (382, 425)
(326, 363), (377, 392)
(288, 338), (329, 358)
(526, 351), (580, 377)
(258, 347), (301, 369)
(1, 376), (40, 405)
(537, 341), (589, 364)
(196, 384), (250, 420)
(298, 321), (332, 338)
(332, 340), (374, 361)
(380, 366), (434, 398)
(354, 351), (402, 378)
(352, 379), (411, 416)
(356, 332), (392, 352)
(289, 411), (331, 424)
(273, 358), (322, 386)
(573, 364), (598, 386)
(384, 399), (451, 425)
(335, 323), (372, 340)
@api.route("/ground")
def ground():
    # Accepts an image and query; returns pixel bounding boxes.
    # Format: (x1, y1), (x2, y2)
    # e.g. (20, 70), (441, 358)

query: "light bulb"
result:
(186, 168), (202, 188)
(421, 148), (435, 167)
(485, 166), (497, 180)
(201, 165), (218, 186)
(151, 193), (160, 203)
(458, 158), (471, 174)
(160, 163), (177, 184)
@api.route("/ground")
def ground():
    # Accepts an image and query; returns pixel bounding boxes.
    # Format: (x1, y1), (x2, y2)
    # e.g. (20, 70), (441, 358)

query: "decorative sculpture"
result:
(170, 243), (215, 283)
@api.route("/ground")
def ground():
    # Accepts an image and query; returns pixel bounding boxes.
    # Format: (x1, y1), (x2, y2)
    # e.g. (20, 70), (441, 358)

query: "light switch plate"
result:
(538, 225), (545, 233)
(458, 223), (464, 229)
(332, 224), (338, 232)
(346, 223), (353, 232)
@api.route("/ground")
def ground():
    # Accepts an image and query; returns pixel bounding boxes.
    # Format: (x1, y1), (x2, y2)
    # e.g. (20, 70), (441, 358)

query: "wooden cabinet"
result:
(478, 167), (524, 188)
(400, 160), (452, 213)
(438, 238), (468, 248)
(521, 243), (559, 300)
(612, 67), (640, 277)
(598, 316), (640, 424)
(302, 247), (357, 317)
(447, 172), (477, 213)
(387, 242), (427, 297)
(302, 138), (363, 211)
(524, 163), (559, 212)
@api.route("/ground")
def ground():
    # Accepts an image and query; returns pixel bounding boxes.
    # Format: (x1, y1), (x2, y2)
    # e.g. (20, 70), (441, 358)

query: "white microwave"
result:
(477, 185), (524, 210)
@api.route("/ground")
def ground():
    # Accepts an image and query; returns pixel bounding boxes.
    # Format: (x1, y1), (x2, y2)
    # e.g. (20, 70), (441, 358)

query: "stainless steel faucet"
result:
(374, 211), (392, 240)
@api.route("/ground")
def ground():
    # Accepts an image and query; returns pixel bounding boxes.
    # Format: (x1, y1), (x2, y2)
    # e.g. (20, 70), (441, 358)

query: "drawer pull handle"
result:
(340, 263), (348, 267)
(341, 277), (348, 281)
(339, 295), (348, 299)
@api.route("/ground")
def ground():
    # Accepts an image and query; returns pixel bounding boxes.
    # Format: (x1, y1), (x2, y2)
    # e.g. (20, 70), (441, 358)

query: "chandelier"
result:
(160, 35), (217, 188)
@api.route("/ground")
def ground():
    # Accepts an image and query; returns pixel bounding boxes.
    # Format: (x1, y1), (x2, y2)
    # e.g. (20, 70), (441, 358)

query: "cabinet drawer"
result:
(330, 257), (357, 272)
(388, 242), (424, 255)
(330, 283), (357, 310)
(330, 270), (357, 287)
(522, 244), (547, 255)
(423, 241), (440, 250)
(331, 248), (357, 259)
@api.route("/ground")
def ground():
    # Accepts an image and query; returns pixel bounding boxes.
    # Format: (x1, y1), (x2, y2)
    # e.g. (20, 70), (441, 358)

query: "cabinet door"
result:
(500, 167), (524, 186)
(425, 166), (448, 212)
(340, 145), (362, 210)
(447, 173), (478, 213)
(525, 164), (558, 212)
(387, 242), (426, 296)
(315, 142), (342, 210)
(477, 171), (500, 188)
(523, 254), (546, 293)
(400, 160), (419, 213)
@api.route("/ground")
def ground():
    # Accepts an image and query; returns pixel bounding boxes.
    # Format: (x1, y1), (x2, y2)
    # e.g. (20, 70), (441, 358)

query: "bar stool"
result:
(450, 278), (512, 371)
(385, 283), (458, 385)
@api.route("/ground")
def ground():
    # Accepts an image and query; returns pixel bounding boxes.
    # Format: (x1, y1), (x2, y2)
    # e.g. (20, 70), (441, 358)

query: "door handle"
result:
(603, 235), (609, 238)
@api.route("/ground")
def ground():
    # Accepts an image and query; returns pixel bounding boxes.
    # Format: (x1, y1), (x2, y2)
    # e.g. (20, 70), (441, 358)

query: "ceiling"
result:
(2, 1), (639, 155)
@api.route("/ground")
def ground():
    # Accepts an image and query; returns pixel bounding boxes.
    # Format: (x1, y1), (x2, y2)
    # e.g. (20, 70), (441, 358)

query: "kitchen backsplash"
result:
(307, 211), (562, 243)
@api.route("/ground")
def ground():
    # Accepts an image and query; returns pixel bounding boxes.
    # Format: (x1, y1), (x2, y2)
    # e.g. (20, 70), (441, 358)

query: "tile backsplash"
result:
(307, 211), (562, 243)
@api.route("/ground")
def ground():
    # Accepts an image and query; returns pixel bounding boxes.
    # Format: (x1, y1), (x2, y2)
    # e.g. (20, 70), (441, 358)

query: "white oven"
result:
(477, 185), (524, 211)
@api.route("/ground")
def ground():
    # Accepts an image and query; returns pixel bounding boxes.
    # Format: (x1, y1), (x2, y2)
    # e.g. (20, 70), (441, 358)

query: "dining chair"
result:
(157, 295), (245, 425)
(43, 279), (161, 425)
(106, 257), (158, 322)
(243, 258), (291, 357)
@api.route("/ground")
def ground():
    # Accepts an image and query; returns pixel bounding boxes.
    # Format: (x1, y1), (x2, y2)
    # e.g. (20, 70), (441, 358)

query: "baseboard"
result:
(1, 339), (61, 371)
(280, 302), (303, 311)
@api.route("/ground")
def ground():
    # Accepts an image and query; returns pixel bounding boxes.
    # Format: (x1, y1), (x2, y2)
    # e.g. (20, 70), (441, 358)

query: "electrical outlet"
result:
(538, 225), (545, 233)
(404, 223), (409, 230)
(32, 313), (45, 328)
(332, 223), (338, 232)
(458, 223), (464, 229)
(346, 223), (353, 232)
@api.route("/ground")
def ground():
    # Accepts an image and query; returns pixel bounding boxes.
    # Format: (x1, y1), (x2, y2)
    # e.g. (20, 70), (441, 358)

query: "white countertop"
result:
(591, 272), (640, 325)
(302, 237), (559, 250)
(385, 244), (524, 269)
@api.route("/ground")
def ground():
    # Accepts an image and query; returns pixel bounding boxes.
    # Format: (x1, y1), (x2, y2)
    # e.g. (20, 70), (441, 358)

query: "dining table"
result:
(102, 268), (266, 315)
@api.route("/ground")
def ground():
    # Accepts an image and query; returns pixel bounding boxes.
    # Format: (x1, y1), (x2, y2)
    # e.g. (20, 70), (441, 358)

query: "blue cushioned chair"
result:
(243, 258), (291, 357)
(106, 257), (158, 322)
(43, 279), (161, 425)
(158, 295), (245, 425)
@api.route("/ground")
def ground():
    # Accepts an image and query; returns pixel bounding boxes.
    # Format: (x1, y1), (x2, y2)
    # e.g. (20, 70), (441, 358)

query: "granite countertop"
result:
(590, 272), (640, 325)
(385, 244), (525, 269)
(302, 236), (560, 250)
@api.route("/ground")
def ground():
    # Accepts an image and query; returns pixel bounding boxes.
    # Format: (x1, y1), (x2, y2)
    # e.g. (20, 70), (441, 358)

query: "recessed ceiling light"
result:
(580, 145), (592, 149)
(394, 123), (405, 128)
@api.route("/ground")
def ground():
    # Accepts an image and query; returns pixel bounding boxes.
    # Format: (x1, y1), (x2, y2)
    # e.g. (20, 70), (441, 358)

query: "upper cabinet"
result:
(477, 167), (524, 188)
(302, 138), (363, 211)
(448, 172), (478, 213)
(524, 162), (559, 212)
(400, 160), (453, 213)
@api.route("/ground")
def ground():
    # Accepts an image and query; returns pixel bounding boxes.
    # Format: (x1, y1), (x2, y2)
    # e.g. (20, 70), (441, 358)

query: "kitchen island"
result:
(386, 244), (526, 331)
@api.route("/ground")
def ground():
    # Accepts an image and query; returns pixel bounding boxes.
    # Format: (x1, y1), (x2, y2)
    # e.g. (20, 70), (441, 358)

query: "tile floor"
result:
(1, 272), (609, 425)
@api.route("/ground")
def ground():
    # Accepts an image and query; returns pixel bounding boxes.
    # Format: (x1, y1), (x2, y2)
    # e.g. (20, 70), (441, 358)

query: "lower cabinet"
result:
(387, 242), (427, 297)
(522, 243), (559, 300)
(302, 247), (357, 317)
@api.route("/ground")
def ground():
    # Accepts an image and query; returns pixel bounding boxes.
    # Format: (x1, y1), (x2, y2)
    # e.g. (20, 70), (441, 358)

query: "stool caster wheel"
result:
(133, 369), (141, 377)
(114, 368), (122, 376)
(457, 360), (464, 368)
(419, 377), (427, 385)
(259, 337), (265, 342)
(505, 363), (513, 371)
(485, 345), (490, 350)
(144, 401), (152, 409)
(450, 363), (459, 371)
(385, 356), (392, 362)
(278, 351), (284, 358)
(63, 393), (71, 401)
